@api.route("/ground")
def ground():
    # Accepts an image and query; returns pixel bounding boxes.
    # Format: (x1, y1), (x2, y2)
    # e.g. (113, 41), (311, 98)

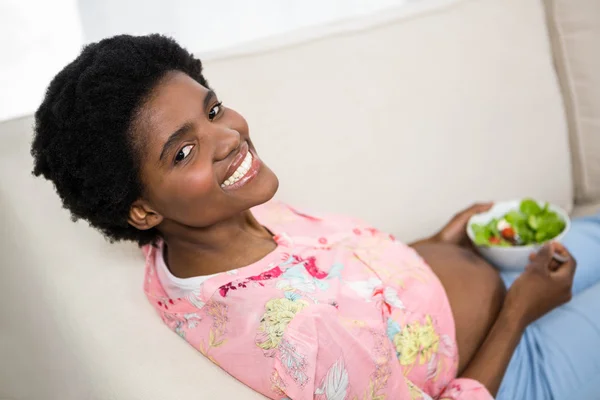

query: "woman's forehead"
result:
(136, 72), (209, 148)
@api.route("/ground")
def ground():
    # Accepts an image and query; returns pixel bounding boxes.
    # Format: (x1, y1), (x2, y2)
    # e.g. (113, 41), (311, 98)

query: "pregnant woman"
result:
(31, 34), (600, 399)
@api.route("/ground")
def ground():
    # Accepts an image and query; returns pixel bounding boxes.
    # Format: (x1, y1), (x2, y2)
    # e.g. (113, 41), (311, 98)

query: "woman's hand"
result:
(434, 202), (493, 246)
(410, 202), (492, 248)
(504, 242), (576, 327)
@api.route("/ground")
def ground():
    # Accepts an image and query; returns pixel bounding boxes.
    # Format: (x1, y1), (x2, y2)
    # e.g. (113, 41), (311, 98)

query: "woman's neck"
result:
(161, 210), (277, 279)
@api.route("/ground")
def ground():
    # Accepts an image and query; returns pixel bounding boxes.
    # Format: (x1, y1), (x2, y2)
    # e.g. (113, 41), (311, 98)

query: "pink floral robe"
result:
(143, 201), (493, 399)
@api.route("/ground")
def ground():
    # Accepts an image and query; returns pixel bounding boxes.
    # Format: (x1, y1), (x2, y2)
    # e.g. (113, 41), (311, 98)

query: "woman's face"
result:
(128, 71), (278, 233)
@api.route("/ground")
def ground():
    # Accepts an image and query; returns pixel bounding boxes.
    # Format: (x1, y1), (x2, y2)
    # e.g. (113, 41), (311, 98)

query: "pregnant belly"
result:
(413, 242), (506, 374)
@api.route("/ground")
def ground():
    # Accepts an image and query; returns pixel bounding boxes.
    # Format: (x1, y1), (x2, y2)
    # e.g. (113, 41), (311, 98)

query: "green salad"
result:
(471, 199), (566, 247)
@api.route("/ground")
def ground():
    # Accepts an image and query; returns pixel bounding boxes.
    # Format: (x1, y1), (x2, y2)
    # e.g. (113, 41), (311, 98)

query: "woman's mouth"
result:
(221, 143), (260, 189)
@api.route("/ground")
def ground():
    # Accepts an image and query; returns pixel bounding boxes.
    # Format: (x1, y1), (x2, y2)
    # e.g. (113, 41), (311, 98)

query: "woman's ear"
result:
(128, 200), (163, 230)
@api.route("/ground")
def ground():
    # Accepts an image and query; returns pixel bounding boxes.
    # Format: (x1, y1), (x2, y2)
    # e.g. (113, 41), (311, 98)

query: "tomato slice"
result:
(489, 236), (501, 244)
(501, 227), (515, 239)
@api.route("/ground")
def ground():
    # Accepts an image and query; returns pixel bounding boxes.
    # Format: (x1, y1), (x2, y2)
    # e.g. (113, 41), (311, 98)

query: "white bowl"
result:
(466, 200), (571, 271)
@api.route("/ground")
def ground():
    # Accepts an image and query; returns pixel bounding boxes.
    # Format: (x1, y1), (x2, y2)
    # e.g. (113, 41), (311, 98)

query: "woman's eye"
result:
(208, 102), (223, 121)
(174, 144), (194, 164)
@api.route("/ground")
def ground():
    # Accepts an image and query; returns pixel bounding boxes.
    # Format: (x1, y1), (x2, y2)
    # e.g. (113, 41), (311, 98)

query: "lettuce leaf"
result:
(519, 199), (542, 216)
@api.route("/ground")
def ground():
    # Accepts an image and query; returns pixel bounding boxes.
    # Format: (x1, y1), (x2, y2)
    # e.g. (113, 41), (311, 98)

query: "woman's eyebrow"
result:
(158, 90), (216, 162)
(159, 122), (194, 161)
(203, 89), (216, 110)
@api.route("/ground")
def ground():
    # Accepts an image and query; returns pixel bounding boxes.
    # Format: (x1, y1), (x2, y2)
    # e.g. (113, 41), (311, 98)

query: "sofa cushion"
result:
(543, 0), (600, 202)
(204, 0), (573, 243)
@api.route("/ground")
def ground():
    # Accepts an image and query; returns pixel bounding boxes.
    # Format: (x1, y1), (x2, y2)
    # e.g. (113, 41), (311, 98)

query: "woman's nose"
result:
(213, 127), (242, 162)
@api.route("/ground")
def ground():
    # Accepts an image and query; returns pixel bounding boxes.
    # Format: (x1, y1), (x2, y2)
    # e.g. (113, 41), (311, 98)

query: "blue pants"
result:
(497, 213), (600, 400)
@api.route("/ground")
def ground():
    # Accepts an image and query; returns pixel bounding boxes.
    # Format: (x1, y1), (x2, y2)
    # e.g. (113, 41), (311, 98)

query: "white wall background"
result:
(0, 0), (83, 122)
(1, 0), (409, 122)
(78, 0), (409, 53)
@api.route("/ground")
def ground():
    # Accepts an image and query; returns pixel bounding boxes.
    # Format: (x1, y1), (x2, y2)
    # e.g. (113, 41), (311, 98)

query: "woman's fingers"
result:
(437, 202), (493, 245)
(550, 242), (577, 278)
(529, 242), (576, 274)
(533, 243), (553, 266)
(530, 243), (559, 273)
(458, 202), (494, 220)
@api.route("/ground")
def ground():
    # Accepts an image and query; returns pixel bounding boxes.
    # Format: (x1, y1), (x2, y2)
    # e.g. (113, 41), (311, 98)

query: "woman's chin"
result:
(253, 167), (279, 202)
(252, 168), (279, 209)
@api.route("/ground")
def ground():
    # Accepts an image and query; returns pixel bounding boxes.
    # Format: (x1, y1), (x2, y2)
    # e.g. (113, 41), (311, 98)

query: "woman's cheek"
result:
(177, 167), (215, 200)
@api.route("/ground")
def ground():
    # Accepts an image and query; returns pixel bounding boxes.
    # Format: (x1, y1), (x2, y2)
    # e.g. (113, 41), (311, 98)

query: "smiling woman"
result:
(30, 34), (600, 400)
(127, 69), (280, 278)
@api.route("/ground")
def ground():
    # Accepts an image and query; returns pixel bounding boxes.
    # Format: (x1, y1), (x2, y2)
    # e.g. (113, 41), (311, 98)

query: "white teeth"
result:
(221, 151), (253, 187)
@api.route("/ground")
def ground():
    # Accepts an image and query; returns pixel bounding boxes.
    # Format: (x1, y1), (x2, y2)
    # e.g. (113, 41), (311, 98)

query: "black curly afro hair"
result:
(31, 34), (209, 246)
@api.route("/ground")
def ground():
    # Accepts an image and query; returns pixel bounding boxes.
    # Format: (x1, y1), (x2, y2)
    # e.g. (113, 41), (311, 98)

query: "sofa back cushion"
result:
(204, 0), (573, 241)
(543, 0), (600, 203)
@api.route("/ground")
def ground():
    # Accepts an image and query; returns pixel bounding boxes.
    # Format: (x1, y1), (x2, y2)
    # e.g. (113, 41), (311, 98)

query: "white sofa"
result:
(1, 0), (599, 398)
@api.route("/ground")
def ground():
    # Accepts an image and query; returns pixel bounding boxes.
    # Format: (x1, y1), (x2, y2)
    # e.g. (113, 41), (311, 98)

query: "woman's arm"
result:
(457, 242), (576, 396)
(457, 307), (524, 396)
